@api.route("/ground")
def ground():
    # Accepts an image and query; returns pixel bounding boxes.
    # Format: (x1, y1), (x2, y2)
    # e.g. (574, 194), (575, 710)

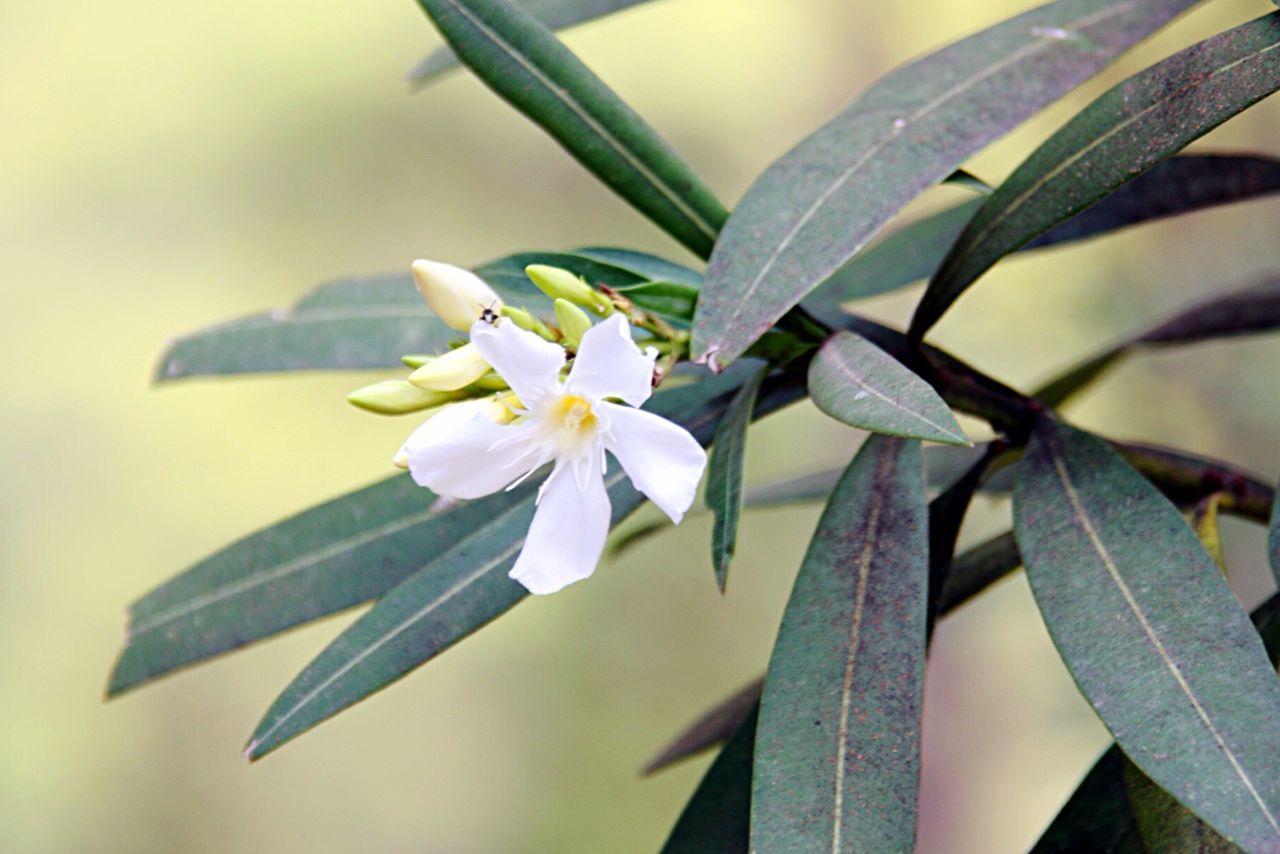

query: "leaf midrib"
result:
(821, 338), (963, 442)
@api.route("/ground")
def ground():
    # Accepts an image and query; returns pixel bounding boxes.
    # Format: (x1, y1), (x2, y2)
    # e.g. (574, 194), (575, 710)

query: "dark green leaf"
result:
(1123, 760), (1240, 852)
(643, 678), (762, 776)
(414, 0), (727, 256)
(943, 168), (993, 195)
(810, 154), (1280, 310)
(753, 435), (927, 851)
(661, 707), (756, 854)
(613, 281), (699, 322)
(107, 477), (528, 696)
(1014, 417), (1280, 848)
(1271, 477), (1280, 586)
(705, 361), (766, 590)
(692, 0), (1199, 365)
(927, 446), (1000, 637)
(574, 246), (703, 286)
(407, 0), (659, 87)
(1036, 273), (1280, 407)
(245, 367), (804, 759)
(912, 13), (1280, 340)
(808, 331), (968, 445)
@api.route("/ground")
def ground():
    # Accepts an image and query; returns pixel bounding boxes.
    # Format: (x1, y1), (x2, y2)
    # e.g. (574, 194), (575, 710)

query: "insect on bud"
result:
(411, 259), (503, 331)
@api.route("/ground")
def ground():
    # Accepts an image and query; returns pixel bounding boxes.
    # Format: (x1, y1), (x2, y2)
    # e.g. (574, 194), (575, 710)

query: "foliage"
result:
(111, 1), (1280, 850)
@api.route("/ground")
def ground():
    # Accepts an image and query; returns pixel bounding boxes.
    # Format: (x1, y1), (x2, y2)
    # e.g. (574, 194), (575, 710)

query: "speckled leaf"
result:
(106, 478), (529, 697)
(809, 331), (968, 445)
(1123, 760), (1240, 853)
(753, 435), (927, 851)
(661, 707), (756, 854)
(414, 0), (727, 256)
(1014, 417), (1280, 849)
(913, 13), (1280, 340)
(705, 361), (766, 590)
(808, 154), (1280, 310)
(1035, 272), (1280, 407)
(407, 0), (659, 86)
(644, 678), (763, 775)
(692, 0), (1199, 365)
(245, 367), (804, 759)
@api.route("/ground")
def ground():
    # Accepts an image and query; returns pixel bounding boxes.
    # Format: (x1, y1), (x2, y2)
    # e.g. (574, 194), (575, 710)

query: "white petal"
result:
(565, 313), (655, 407)
(401, 403), (541, 499)
(599, 401), (706, 524)
(470, 318), (565, 403)
(509, 461), (611, 595)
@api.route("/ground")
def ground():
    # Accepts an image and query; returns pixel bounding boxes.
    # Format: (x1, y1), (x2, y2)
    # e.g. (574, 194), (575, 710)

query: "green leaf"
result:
(1035, 273), (1280, 407)
(1014, 416), (1280, 848)
(1123, 760), (1240, 853)
(1271, 478), (1280, 586)
(1034, 594), (1280, 852)
(407, 0), (659, 87)
(927, 446), (1000, 636)
(661, 706), (756, 854)
(704, 361), (766, 591)
(934, 531), (1022, 616)
(808, 331), (968, 445)
(643, 678), (762, 775)
(753, 435), (927, 851)
(912, 12), (1280, 341)
(245, 367), (804, 759)
(613, 281), (700, 322)
(106, 477), (529, 696)
(809, 154), (1280, 310)
(414, 0), (727, 256)
(155, 252), (644, 381)
(692, 0), (1200, 365)
(573, 246), (703, 286)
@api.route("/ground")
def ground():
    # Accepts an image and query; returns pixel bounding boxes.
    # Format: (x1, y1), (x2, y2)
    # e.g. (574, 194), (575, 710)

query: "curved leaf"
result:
(1123, 760), (1239, 853)
(661, 707), (756, 854)
(245, 367), (805, 759)
(808, 331), (968, 445)
(1271, 477), (1280, 587)
(912, 12), (1280, 340)
(414, 0), (727, 256)
(753, 435), (927, 851)
(1014, 416), (1280, 848)
(692, 0), (1200, 365)
(574, 246), (703, 286)
(705, 361), (766, 590)
(808, 154), (1280, 310)
(643, 678), (762, 776)
(107, 477), (528, 697)
(407, 0), (660, 87)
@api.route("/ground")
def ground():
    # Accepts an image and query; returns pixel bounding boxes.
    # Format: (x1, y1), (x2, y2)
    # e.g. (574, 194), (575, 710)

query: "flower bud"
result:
(525, 265), (610, 313)
(411, 259), (503, 331)
(401, 354), (431, 368)
(553, 298), (593, 350)
(347, 380), (461, 415)
(407, 343), (491, 391)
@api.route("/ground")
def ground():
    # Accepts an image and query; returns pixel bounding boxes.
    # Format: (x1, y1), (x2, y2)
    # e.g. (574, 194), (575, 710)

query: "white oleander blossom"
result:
(400, 313), (707, 595)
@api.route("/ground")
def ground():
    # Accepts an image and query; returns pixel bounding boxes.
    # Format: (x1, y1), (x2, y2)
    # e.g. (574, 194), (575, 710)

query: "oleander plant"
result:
(109, 0), (1280, 850)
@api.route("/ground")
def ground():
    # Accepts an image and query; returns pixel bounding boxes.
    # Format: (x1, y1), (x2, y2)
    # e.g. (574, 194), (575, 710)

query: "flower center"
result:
(550, 394), (597, 436)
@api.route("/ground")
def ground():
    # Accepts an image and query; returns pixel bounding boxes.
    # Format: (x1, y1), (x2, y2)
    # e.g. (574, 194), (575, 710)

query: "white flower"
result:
(411, 259), (503, 331)
(400, 313), (707, 595)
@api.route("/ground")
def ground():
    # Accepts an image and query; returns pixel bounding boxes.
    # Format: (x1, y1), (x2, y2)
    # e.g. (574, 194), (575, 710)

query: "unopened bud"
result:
(411, 259), (503, 331)
(347, 380), (461, 415)
(392, 449), (410, 470)
(554, 299), (593, 349)
(525, 265), (610, 313)
(498, 305), (555, 340)
(407, 343), (491, 391)
(401, 354), (431, 368)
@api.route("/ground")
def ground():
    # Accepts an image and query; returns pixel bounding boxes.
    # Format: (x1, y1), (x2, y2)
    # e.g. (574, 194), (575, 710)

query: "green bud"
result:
(554, 298), (593, 350)
(525, 265), (611, 314)
(401, 354), (432, 368)
(498, 305), (557, 341)
(470, 372), (510, 392)
(347, 381), (462, 415)
(407, 342), (490, 391)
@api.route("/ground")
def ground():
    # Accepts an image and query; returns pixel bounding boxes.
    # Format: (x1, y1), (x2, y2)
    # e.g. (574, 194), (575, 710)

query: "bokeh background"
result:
(5, 0), (1280, 850)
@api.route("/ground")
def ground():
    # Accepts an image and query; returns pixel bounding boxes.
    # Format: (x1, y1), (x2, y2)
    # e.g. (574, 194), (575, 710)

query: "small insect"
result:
(479, 303), (500, 325)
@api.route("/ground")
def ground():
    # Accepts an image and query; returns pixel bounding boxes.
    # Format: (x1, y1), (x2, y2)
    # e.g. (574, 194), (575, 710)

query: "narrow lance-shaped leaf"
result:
(1014, 416), (1280, 849)
(245, 367), (805, 759)
(1270, 477), (1280, 586)
(414, 0), (727, 256)
(643, 677), (763, 776)
(912, 12), (1280, 341)
(1035, 273), (1280, 408)
(1122, 760), (1239, 853)
(808, 331), (969, 446)
(661, 707), (757, 854)
(107, 478), (529, 697)
(407, 0), (659, 87)
(808, 154), (1280, 310)
(753, 435), (927, 852)
(693, 0), (1200, 365)
(704, 361), (766, 591)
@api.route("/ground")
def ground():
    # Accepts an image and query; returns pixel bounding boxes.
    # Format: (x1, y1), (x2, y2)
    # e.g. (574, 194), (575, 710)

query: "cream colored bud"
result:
(347, 380), (460, 415)
(392, 450), (410, 470)
(407, 343), (491, 391)
(525, 265), (610, 313)
(554, 298), (593, 349)
(411, 259), (503, 331)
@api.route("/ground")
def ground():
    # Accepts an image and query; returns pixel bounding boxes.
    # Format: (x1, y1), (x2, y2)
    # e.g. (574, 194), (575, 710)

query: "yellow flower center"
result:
(551, 394), (597, 435)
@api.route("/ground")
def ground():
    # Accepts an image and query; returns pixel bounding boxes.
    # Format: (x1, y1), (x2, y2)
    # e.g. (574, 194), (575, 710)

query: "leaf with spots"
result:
(1014, 416), (1280, 849)
(752, 434), (928, 851)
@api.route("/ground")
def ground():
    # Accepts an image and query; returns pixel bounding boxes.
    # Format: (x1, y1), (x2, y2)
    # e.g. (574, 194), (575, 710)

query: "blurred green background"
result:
(4, 0), (1280, 850)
